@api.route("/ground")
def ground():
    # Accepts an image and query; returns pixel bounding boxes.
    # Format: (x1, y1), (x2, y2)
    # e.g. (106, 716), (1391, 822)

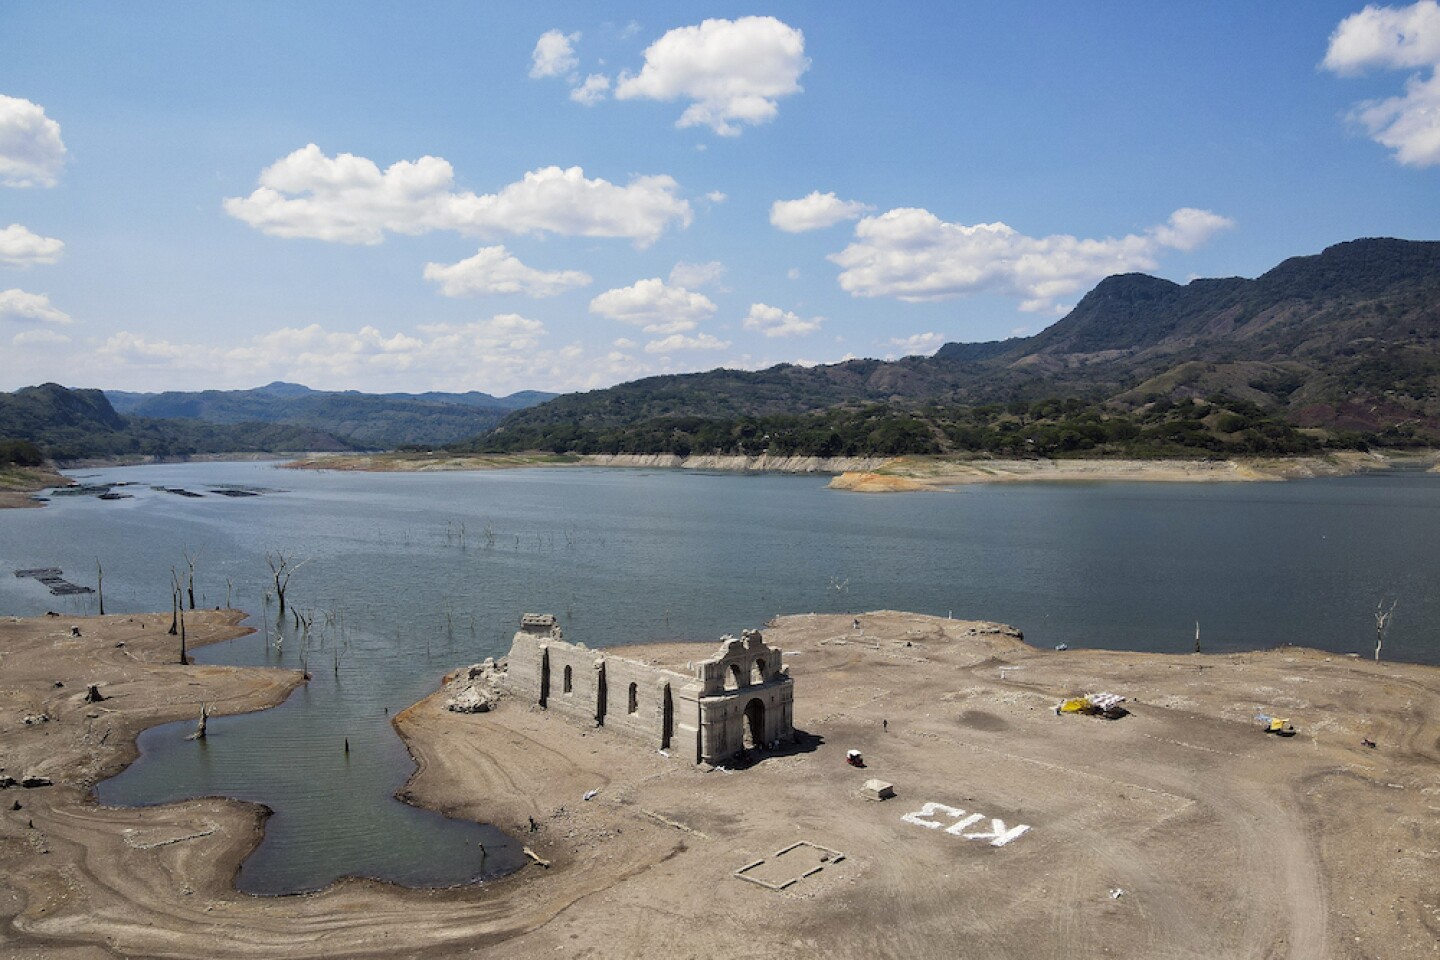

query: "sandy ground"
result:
(0, 465), (70, 509)
(829, 450), (1421, 492)
(1, 610), (1437, 959)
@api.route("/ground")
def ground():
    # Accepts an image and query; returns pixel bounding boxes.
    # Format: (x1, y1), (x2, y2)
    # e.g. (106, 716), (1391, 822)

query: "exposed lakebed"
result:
(1, 459), (1436, 893)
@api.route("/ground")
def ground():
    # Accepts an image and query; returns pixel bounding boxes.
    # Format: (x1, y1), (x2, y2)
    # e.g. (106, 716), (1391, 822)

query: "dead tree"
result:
(171, 569), (188, 664)
(266, 552), (307, 616)
(185, 703), (211, 741)
(1374, 599), (1397, 662)
(96, 559), (104, 616)
(183, 547), (201, 611)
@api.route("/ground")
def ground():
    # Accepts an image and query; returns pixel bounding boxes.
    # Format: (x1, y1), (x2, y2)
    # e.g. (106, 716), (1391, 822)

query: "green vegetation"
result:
(465, 394), (1337, 459)
(0, 383), (358, 462)
(105, 381), (556, 449)
(477, 238), (1440, 451)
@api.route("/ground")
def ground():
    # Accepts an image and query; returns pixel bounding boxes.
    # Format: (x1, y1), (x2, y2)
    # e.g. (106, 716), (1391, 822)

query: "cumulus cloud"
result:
(0, 223), (64, 266)
(224, 145), (692, 247)
(530, 30), (580, 79)
(423, 245), (591, 298)
(829, 207), (1233, 311)
(1323, 1), (1440, 166)
(668, 259), (726, 289)
(769, 191), (874, 232)
(570, 74), (611, 105)
(0, 95), (66, 188)
(643, 332), (729, 354)
(704, 190), (727, 204)
(886, 332), (945, 357)
(12, 327), (69, 346)
(91, 316), (550, 392)
(615, 17), (809, 135)
(0, 288), (71, 324)
(742, 303), (822, 338)
(589, 277), (717, 334)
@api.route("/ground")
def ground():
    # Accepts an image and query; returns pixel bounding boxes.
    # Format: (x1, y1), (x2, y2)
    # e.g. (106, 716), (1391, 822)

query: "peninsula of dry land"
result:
(1, 609), (1437, 958)
(278, 449), (1434, 493)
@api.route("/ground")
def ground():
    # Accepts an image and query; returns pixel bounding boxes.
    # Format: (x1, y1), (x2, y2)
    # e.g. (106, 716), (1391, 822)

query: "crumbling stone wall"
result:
(503, 614), (795, 765)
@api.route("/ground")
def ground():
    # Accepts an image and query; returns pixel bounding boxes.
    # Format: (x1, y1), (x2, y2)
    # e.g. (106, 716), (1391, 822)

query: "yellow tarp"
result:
(1059, 697), (1090, 713)
(1267, 717), (1289, 732)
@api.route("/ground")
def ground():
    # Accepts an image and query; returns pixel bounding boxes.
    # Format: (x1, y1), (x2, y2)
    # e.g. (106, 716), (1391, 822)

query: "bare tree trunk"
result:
(184, 548), (200, 611)
(1374, 599), (1397, 662)
(96, 560), (104, 616)
(186, 703), (210, 740)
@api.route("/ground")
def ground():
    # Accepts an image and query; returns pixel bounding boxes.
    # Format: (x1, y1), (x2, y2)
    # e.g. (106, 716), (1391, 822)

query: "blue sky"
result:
(1, 2), (1437, 394)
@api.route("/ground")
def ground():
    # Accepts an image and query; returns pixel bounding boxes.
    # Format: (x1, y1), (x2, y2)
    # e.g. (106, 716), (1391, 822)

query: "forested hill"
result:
(468, 238), (1440, 457)
(0, 384), (357, 462)
(105, 382), (556, 450)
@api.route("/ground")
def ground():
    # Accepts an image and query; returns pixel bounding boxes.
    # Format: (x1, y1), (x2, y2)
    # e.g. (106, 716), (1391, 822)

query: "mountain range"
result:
(475, 238), (1440, 453)
(3, 238), (1437, 464)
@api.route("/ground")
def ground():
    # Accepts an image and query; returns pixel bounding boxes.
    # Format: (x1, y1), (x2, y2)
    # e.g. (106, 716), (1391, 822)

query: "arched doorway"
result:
(743, 697), (765, 750)
(661, 685), (673, 750)
(539, 649), (550, 708)
(563, 664), (572, 694)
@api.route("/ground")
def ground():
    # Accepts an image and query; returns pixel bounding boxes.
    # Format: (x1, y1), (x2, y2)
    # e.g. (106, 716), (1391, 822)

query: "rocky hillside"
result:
(476, 238), (1440, 453)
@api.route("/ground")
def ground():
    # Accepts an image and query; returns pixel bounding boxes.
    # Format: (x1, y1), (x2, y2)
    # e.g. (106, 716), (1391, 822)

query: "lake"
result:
(2, 460), (1436, 893)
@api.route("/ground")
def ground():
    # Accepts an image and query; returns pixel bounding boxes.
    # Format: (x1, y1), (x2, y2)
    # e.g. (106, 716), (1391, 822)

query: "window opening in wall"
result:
(563, 664), (572, 694)
(728, 663), (744, 689)
(752, 657), (766, 683)
(628, 682), (639, 714)
(662, 684), (673, 750)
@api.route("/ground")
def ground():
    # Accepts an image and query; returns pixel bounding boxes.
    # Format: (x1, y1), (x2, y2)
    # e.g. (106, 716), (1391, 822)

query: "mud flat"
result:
(0, 465), (71, 510)
(829, 449), (1426, 492)
(2, 610), (1438, 958)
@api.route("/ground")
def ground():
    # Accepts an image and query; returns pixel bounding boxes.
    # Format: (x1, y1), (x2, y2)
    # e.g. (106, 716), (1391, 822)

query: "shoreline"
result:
(2, 608), (1438, 957)
(276, 448), (1436, 490)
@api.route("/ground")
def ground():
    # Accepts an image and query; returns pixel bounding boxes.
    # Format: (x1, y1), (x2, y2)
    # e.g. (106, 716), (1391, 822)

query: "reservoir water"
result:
(1, 460), (1437, 893)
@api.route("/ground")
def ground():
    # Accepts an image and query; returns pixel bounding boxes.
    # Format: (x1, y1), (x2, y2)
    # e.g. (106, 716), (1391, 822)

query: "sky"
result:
(1, 1), (1437, 396)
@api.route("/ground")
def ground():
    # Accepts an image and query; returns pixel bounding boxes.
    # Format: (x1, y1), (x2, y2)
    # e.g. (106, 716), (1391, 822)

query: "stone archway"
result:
(743, 697), (765, 749)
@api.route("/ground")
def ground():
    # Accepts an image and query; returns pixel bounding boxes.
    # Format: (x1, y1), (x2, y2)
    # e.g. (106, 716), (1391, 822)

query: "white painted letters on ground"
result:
(901, 801), (1030, 847)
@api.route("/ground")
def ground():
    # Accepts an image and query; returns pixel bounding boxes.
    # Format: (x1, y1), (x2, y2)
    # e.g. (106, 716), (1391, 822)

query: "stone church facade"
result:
(504, 614), (795, 765)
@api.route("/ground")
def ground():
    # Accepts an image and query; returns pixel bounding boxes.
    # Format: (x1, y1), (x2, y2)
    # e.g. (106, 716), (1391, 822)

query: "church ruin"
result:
(505, 613), (795, 765)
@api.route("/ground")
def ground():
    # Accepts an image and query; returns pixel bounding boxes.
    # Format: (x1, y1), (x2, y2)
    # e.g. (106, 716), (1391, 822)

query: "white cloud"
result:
(0, 223), (64, 266)
(1323, 1), (1440, 73)
(570, 73), (611, 105)
(742, 303), (822, 338)
(1323, 1), (1440, 166)
(0, 95), (67, 188)
(530, 30), (580, 79)
(829, 207), (1233, 311)
(423, 245), (592, 298)
(668, 260), (726, 288)
(787, 267), (800, 280)
(224, 145), (692, 247)
(91, 316), (550, 392)
(769, 191), (874, 232)
(12, 327), (69, 346)
(704, 190), (727, 204)
(615, 17), (809, 136)
(643, 332), (729, 354)
(885, 332), (945, 357)
(589, 277), (717, 334)
(0, 288), (71, 324)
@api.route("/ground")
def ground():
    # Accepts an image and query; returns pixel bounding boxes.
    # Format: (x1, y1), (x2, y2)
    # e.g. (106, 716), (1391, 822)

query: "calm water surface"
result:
(1, 461), (1436, 893)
